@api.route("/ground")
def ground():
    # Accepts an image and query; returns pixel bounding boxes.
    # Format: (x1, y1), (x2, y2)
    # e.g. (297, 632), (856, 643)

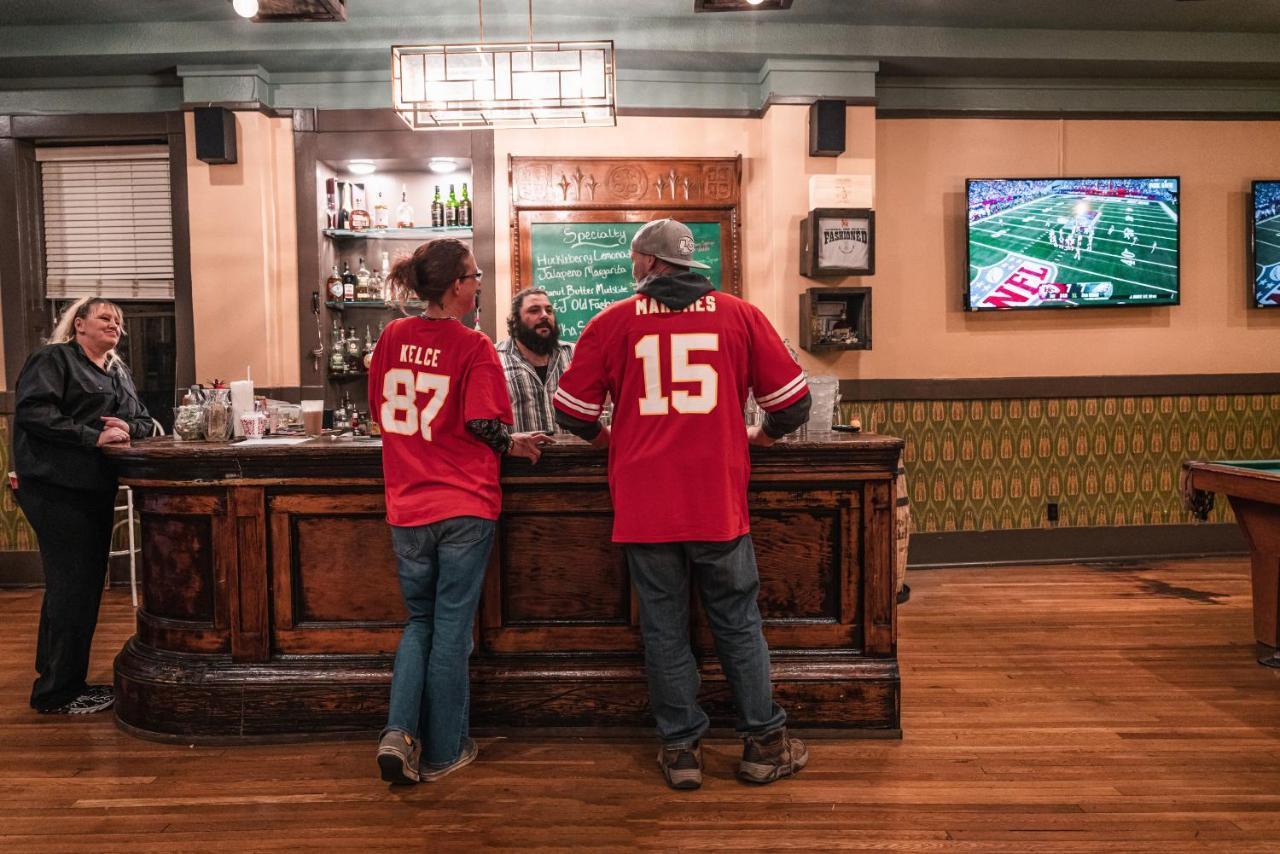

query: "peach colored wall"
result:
(858, 118), (1280, 380)
(492, 107), (876, 374)
(186, 111), (299, 388)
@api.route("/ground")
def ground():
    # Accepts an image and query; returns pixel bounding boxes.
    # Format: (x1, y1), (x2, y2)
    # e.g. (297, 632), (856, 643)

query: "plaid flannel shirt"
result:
(495, 337), (575, 434)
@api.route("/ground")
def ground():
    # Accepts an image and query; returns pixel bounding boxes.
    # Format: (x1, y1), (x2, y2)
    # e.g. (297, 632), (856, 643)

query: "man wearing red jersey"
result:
(553, 219), (812, 790)
(368, 238), (548, 785)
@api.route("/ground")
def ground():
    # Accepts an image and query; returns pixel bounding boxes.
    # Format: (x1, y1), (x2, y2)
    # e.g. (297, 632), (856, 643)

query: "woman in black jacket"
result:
(13, 297), (153, 714)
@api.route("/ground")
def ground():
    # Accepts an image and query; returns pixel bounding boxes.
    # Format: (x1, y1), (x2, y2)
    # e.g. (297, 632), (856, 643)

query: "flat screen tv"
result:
(966, 177), (1180, 311)
(1251, 180), (1280, 308)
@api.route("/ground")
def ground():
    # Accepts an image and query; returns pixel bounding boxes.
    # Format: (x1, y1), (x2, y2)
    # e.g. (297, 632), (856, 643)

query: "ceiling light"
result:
(231, 0), (259, 19)
(391, 1), (615, 131)
(347, 160), (376, 175)
(428, 158), (458, 174)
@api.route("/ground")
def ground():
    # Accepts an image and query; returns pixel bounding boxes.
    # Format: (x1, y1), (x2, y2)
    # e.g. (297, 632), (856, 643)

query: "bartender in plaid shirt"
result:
(495, 287), (575, 434)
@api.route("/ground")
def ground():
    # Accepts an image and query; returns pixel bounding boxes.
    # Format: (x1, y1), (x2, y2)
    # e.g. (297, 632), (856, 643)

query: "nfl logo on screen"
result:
(818, 217), (870, 269)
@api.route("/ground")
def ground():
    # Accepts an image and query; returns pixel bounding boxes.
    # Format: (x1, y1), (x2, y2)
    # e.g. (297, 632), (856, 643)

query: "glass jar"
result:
(203, 388), (233, 442)
(172, 403), (205, 441)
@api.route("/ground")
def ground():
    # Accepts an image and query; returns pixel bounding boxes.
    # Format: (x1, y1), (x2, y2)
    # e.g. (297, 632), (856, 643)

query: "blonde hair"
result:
(48, 297), (125, 371)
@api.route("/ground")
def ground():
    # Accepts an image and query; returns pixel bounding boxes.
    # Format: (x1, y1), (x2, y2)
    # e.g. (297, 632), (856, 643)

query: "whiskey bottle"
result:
(444, 184), (459, 227)
(430, 186), (444, 228)
(458, 182), (472, 228)
(396, 184), (415, 228)
(338, 182), (352, 229)
(362, 325), (375, 370)
(326, 264), (343, 300)
(373, 192), (389, 229)
(341, 261), (356, 302)
(328, 320), (347, 374)
(356, 257), (372, 301)
(345, 327), (362, 373)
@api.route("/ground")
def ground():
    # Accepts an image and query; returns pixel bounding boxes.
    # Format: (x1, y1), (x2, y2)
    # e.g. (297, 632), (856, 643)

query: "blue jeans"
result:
(625, 535), (786, 746)
(384, 516), (495, 767)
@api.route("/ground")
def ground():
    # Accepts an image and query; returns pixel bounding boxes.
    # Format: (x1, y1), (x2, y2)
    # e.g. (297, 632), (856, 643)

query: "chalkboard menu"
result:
(529, 220), (724, 341)
(511, 156), (742, 341)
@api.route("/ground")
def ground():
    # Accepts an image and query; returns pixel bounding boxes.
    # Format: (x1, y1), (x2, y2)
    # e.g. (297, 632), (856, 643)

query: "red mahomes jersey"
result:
(368, 316), (513, 527)
(554, 290), (808, 543)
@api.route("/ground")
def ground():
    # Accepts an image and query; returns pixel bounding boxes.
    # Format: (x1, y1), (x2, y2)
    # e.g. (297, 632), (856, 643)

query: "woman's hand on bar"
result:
(508, 432), (552, 463)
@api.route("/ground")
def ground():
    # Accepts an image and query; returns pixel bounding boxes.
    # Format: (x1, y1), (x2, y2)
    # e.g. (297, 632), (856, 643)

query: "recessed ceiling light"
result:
(348, 160), (376, 175)
(429, 158), (458, 174)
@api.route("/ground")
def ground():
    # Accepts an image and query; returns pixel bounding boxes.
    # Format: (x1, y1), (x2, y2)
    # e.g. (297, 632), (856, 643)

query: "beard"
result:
(515, 318), (559, 356)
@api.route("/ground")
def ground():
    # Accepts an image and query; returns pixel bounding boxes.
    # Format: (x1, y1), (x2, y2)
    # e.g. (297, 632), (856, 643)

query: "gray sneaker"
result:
(738, 728), (808, 784)
(658, 741), (703, 790)
(376, 730), (421, 784)
(420, 737), (478, 782)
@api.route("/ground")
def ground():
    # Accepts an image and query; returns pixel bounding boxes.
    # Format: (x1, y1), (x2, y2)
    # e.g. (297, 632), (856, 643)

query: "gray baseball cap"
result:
(630, 218), (711, 270)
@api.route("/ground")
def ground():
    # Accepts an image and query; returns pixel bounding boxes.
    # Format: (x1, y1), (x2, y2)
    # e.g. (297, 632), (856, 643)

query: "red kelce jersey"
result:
(369, 316), (513, 527)
(554, 291), (807, 543)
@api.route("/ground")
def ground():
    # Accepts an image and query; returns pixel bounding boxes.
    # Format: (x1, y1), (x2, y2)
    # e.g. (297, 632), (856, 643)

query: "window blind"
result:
(38, 144), (175, 301)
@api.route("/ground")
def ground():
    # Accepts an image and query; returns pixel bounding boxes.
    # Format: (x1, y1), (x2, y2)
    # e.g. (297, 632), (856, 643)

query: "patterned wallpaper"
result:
(843, 394), (1280, 534)
(0, 394), (1274, 551)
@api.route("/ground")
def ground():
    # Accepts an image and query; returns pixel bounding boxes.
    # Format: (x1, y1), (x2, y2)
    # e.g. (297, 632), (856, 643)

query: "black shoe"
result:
(896, 584), (911, 605)
(38, 686), (114, 715)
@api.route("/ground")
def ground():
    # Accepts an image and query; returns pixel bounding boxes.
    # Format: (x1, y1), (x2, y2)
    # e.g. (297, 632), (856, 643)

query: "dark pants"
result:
(625, 535), (786, 746)
(16, 478), (116, 710)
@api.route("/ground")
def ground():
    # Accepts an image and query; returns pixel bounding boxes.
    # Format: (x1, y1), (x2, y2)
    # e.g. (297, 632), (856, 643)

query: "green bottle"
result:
(445, 184), (459, 227)
(430, 186), (444, 228)
(458, 182), (472, 228)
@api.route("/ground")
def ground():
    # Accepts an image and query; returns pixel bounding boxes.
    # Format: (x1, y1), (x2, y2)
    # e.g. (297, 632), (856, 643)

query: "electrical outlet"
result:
(1046, 501), (1059, 523)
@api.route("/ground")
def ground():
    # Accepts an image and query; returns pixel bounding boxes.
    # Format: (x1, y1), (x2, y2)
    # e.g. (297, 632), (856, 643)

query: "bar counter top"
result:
(105, 432), (904, 742)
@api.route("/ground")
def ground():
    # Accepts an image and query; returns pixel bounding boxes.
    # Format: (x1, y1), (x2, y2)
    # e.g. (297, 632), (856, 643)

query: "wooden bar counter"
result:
(105, 433), (903, 742)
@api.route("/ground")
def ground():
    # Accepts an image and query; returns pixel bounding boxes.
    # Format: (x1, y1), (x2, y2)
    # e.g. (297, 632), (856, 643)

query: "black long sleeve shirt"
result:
(13, 341), (153, 493)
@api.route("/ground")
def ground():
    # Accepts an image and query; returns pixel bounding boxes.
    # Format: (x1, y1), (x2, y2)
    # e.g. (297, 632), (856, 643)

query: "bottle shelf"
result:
(325, 300), (423, 311)
(323, 226), (472, 241)
(328, 371), (370, 382)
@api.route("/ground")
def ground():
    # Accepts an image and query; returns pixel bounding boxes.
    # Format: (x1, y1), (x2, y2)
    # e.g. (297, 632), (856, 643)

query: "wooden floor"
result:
(3, 557), (1280, 852)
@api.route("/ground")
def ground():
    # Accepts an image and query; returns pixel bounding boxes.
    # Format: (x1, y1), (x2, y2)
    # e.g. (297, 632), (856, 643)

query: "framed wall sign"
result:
(800, 207), (875, 277)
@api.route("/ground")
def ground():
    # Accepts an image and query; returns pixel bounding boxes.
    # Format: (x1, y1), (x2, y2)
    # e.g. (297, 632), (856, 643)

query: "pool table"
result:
(1182, 460), (1280, 664)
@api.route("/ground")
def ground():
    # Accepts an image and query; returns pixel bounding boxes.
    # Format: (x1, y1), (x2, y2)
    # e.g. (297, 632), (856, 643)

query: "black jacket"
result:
(13, 341), (153, 493)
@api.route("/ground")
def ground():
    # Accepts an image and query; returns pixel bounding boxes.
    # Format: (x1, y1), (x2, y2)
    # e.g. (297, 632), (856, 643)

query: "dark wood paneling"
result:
(752, 510), (841, 620)
(140, 514), (215, 623)
(500, 513), (629, 625)
(293, 516), (401, 624)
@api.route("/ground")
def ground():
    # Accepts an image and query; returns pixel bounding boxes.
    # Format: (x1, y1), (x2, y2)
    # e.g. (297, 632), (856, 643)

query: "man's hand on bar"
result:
(746, 425), (776, 448)
(508, 432), (552, 463)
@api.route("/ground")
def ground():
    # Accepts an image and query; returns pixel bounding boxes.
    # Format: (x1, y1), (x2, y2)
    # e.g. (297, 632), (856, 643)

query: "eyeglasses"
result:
(460, 270), (484, 282)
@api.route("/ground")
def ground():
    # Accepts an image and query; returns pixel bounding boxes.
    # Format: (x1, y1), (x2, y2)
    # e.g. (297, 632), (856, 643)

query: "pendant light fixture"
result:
(391, 0), (615, 131)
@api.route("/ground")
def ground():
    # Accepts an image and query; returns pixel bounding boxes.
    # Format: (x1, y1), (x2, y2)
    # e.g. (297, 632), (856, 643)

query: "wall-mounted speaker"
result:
(809, 99), (846, 158)
(194, 107), (238, 165)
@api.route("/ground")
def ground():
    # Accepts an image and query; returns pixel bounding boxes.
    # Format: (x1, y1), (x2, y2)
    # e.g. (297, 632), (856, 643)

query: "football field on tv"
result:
(968, 192), (1179, 309)
(1255, 211), (1280, 306)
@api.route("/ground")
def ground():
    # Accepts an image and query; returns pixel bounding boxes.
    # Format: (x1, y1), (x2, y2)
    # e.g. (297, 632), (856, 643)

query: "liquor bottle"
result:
(373, 192), (389, 229)
(325, 178), (339, 229)
(338, 182), (352, 229)
(379, 251), (392, 301)
(348, 198), (371, 232)
(329, 320), (347, 374)
(345, 327), (362, 373)
(341, 261), (356, 302)
(356, 257), (372, 301)
(458, 182), (472, 228)
(444, 184), (459, 227)
(430, 186), (444, 228)
(325, 264), (343, 300)
(396, 184), (415, 228)
(362, 325), (375, 370)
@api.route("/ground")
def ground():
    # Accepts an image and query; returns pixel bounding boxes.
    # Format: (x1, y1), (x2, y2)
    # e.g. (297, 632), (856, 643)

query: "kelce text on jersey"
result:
(399, 344), (442, 368)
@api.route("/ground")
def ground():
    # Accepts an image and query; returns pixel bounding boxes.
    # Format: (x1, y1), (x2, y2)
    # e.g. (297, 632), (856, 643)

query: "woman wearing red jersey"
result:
(369, 238), (548, 784)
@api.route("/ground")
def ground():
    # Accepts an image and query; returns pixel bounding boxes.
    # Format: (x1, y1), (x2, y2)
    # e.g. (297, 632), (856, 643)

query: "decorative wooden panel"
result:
(140, 515), (215, 624)
(293, 517), (402, 624)
(499, 514), (630, 625)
